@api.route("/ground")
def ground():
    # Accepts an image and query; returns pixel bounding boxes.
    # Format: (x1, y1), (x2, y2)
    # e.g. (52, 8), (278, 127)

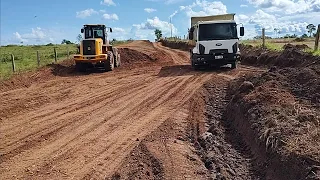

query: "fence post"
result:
(262, 28), (266, 48)
(314, 24), (320, 52)
(54, 47), (57, 63)
(67, 46), (70, 60)
(11, 54), (15, 72)
(37, 51), (40, 67)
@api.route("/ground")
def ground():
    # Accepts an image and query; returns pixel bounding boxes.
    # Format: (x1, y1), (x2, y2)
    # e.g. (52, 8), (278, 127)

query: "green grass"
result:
(241, 38), (320, 55)
(0, 44), (78, 80)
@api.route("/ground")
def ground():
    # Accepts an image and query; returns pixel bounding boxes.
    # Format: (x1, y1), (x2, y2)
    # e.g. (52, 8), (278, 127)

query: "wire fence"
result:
(0, 44), (78, 79)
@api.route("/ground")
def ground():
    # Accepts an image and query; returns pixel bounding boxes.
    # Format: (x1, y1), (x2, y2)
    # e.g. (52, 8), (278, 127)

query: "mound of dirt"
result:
(0, 59), (78, 92)
(283, 43), (311, 50)
(224, 67), (320, 179)
(159, 39), (194, 51)
(239, 44), (320, 68)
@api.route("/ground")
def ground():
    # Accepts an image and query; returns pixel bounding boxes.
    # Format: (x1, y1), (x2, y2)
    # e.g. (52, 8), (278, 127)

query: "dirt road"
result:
(0, 41), (264, 179)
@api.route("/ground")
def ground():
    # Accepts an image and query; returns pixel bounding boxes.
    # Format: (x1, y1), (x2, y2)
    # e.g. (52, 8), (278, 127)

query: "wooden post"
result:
(54, 47), (57, 63)
(67, 46), (70, 60)
(314, 24), (320, 52)
(11, 54), (15, 72)
(37, 51), (40, 67)
(262, 28), (266, 48)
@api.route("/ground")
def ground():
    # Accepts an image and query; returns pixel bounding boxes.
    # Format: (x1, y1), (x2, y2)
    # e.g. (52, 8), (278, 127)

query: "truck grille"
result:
(209, 49), (228, 55)
(83, 40), (96, 55)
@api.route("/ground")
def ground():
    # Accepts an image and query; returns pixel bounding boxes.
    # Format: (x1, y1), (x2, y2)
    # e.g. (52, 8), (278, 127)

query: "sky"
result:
(0, 0), (319, 45)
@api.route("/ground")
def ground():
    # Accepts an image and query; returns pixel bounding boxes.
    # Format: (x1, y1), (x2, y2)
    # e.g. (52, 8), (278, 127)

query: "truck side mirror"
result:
(110, 28), (113, 33)
(81, 28), (84, 33)
(188, 27), (194, 40)
(240, 27), (244, 36)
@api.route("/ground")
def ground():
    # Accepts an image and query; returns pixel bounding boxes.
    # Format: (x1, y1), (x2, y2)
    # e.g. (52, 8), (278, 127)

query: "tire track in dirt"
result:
(0, 42), (215, 179)
(0, 40), (265, 179)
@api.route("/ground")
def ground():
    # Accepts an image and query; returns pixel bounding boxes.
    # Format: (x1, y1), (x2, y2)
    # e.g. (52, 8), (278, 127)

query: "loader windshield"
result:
(198, 23), (238, 41)
(84, 26), (105, 40)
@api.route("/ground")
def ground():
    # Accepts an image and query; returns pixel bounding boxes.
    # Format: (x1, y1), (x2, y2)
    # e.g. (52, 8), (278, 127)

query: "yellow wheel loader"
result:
(73, 24), (121, 72)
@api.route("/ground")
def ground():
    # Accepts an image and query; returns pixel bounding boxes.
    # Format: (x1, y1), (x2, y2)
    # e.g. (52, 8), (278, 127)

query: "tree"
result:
(301, 33), (309, 38)
(61, 39), (73, 44)
(76, 34), (83, 43)
(154, 29), (162, 41)
(306, 24), (316, 37)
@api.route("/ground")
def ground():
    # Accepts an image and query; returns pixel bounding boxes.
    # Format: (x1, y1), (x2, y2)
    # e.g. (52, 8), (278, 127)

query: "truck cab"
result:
(188, 14), (244, 69)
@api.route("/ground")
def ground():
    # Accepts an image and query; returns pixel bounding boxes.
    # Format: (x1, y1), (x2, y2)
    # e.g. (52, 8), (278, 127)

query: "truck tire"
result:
(105, 51), (114, 71)
(231, 62), (237, 69)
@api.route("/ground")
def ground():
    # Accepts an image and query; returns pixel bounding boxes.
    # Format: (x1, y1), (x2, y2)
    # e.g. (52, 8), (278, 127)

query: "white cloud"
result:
(235, 9), (313, 39)
(12, 27), (54, 44)
(101, 0), (116, 6)
(102, 13), (119, 20)
(130, 17), (178, 40)
(172, 0), (227, 18)
(246, 0), (320, 14)
(146, 0), (185, 5)
(240, 4), (248, 7)
(144, 8), (157, 13)
(169, 10), (178, 18)
(99, 10), (106, 13)
(109, 27), (129, 40)
(76, 9), (98, 18)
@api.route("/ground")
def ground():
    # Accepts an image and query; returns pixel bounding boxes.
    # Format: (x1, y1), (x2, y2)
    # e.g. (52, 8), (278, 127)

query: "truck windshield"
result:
(198, 23), (238, 41)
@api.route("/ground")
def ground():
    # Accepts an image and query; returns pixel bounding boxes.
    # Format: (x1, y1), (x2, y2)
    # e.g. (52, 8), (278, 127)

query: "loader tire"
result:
(75, 63), (86, 72)
(116, 54), (121, 67)
(114, 48), (120, 67)
(105, 51), (114, 71)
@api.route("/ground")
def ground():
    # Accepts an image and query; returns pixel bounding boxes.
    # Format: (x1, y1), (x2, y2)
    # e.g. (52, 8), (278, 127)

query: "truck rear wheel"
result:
(105, 51), (114, 71)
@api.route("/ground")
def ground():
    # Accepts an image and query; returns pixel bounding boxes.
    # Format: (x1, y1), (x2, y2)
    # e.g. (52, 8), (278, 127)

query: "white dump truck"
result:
(188, 13), (244, 69)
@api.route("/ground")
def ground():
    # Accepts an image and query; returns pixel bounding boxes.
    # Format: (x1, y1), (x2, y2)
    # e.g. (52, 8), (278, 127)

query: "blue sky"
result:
(1, 0), (319, 45)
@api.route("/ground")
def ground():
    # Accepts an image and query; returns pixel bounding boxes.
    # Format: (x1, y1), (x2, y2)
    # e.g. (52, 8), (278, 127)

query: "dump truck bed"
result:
(191, 13), (235, 27)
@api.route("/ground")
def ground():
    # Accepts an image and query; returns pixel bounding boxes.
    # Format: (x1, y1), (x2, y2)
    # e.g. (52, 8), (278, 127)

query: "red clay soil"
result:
(0, 41), (172, 92)
(224, 46), (320, 179)
(159, 39), (194, 51)
(239, 43), (320, 68)
(159, 40), (320, 179)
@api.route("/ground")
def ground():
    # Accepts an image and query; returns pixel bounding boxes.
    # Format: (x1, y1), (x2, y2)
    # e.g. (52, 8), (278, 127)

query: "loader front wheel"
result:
(116, 54), (121, 67)
(105, 51), (114, 71)
(75, 63), (86, 72)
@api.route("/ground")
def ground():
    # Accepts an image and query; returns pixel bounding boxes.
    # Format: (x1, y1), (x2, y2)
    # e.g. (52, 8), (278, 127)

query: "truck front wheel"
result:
(231, 62), (237, 69)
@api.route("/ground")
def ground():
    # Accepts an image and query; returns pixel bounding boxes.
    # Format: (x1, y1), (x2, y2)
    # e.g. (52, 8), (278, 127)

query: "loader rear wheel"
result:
(105, 51), (114, 71)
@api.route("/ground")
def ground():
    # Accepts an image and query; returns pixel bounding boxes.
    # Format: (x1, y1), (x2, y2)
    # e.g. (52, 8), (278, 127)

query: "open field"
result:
(0, 44), (78, 79)
(241, 38), (320, 55)
(0, 40), (319, 180)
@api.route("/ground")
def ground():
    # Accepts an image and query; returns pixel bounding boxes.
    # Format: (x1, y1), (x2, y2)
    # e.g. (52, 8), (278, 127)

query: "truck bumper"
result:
(191, 53), (240, 66)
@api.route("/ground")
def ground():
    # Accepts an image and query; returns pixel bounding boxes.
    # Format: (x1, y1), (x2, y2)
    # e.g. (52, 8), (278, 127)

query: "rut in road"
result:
(0, 42), (213, 179)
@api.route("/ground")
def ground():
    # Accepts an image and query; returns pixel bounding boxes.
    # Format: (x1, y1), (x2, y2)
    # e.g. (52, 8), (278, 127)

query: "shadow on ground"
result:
(157, 65), (234, 77)
(48, 64), (110, 77)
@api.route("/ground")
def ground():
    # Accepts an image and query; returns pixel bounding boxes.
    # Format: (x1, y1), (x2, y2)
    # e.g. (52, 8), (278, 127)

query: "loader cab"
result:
(81, 24), (113, 44)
